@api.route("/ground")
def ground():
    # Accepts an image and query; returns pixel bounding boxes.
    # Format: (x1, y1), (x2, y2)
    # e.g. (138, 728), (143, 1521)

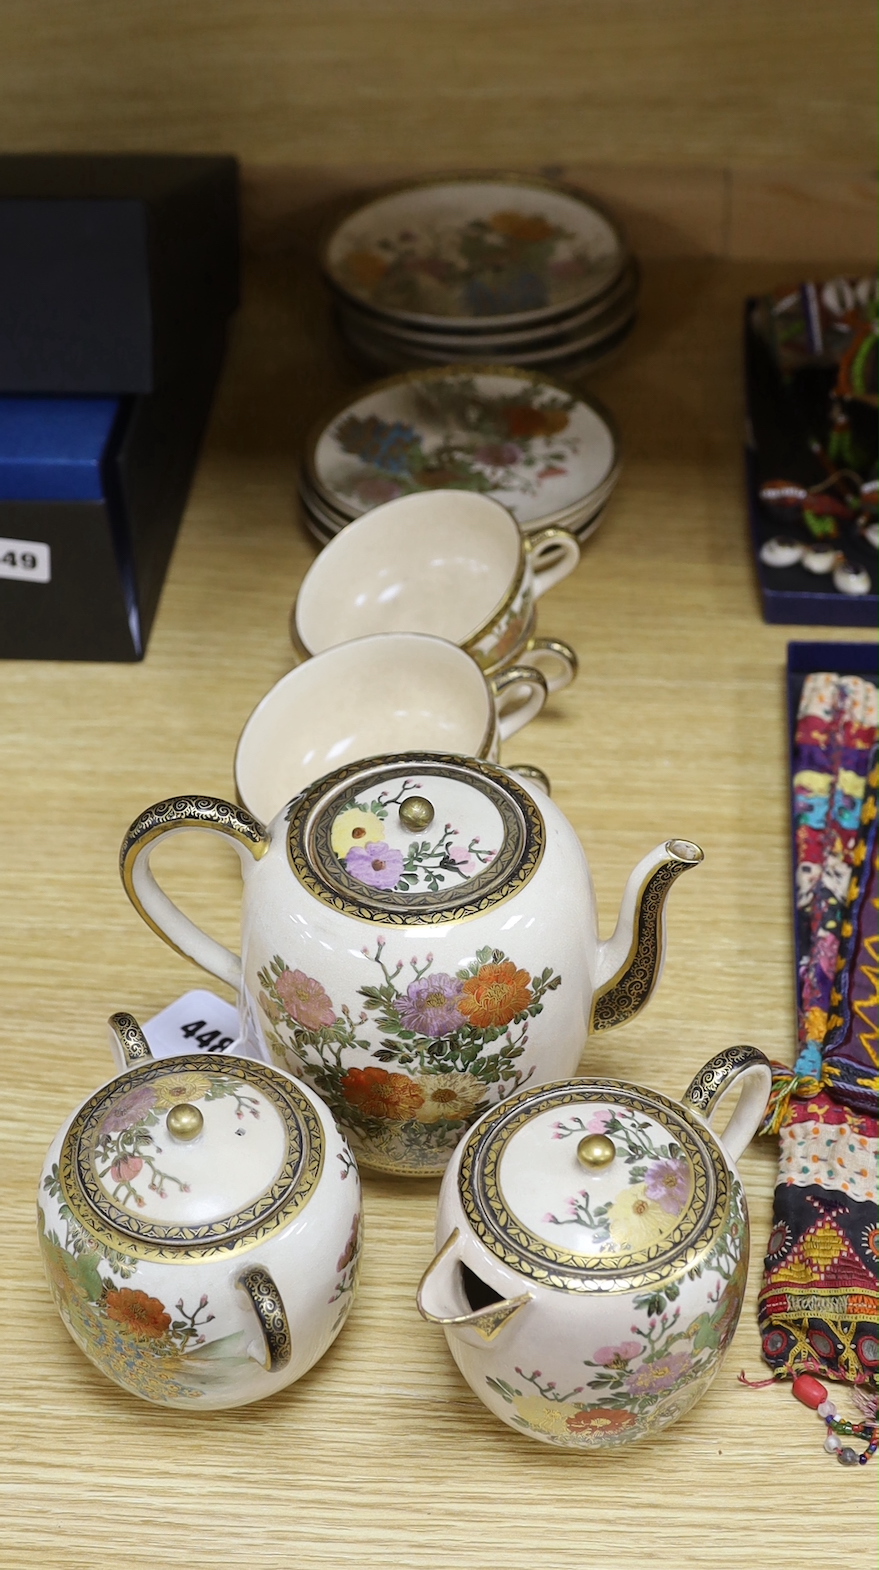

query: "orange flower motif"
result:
(503, 404), (569, 439)
(489, 211), (557, 244)
(459, 960), (533, 1029)
(340, 1065), (425, 1121)
(343, 250), (389, 288)
(104, 1287), (172, 1340)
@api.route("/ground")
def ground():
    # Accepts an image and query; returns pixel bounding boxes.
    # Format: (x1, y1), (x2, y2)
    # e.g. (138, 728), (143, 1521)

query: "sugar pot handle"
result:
(682, 1045), (772, 1162)
(120, 796), (271, 991)
(238, 1265), (292, 1372)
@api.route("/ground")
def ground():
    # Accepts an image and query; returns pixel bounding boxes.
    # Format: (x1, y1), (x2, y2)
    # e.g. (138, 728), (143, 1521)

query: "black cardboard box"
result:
(0, 155), (238, 394)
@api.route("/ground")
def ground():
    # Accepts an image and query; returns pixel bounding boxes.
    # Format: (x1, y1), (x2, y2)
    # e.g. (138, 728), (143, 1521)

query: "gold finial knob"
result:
(166, 1103), (204, 1142)
(399, 795), (435, 831)
(577, 1133), (616, 1169)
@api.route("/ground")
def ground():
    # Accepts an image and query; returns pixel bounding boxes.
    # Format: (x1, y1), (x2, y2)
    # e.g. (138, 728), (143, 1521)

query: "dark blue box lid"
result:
(0, 397), (120, 500)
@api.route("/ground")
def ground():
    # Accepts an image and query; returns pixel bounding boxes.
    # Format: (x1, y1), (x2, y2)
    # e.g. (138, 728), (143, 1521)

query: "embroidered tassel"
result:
(760, 1063), (823, 1135)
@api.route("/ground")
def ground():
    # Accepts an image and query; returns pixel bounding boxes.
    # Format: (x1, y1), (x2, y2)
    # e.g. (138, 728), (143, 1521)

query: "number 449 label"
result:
(142, 990), (243, 1061)
(0, 537), (52, 583)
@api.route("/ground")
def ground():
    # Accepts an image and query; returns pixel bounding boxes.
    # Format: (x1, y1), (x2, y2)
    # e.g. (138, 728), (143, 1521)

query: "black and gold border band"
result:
(239, 1265), (292, 1371)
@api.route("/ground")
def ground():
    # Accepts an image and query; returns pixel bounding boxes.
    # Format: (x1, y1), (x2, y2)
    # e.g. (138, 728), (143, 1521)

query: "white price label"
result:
(0, 537), (51, 583)
(142, 989), (243, 1060)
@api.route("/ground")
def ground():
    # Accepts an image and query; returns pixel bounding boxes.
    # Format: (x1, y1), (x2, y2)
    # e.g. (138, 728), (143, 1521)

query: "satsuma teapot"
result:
(38, 1013), (362, 1409)
(120, 753), (703, 1176)
(417, 1046), (771, 1448)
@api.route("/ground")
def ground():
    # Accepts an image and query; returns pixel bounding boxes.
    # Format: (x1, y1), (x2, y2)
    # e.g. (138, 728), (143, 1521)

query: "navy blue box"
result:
(745, 303), (877, 628)
(0, 326), (225, 660)
(0, 155), (238, 394)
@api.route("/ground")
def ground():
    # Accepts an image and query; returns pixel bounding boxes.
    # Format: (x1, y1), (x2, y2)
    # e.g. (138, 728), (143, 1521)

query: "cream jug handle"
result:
(416, 1230), (532, 1343)
(107, 1012), (154, 1070)
(119, 796), (272, 992)
(524, 526), (581, 597)
(682, 1045), (772, 1163)
(238, 1265), (292, 1371)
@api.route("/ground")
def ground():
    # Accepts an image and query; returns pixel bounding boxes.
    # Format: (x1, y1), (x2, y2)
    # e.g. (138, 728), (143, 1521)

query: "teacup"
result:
(290, 491), (580, 691)
(235, 632), (548, 823)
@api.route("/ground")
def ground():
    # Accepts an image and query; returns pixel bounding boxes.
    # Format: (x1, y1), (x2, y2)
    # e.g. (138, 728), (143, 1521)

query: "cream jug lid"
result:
(285, 753), (545, 925)
(57, 1055), (324, 1259)
(458, 1079), (731, 1292)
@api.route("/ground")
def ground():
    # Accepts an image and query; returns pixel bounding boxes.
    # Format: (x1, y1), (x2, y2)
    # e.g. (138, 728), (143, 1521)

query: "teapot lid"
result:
(458, 1080), (730, 1292)
(285, 753), (544, 925)
(57, 1055), (324, 1260)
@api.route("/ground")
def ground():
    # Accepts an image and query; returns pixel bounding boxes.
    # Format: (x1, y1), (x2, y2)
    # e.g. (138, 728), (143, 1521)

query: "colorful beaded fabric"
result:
(757, 671), (878, 1461)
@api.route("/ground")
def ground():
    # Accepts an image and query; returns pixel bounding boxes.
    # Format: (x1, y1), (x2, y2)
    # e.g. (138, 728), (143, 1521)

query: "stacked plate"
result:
(298, 365), (620, 547)
(321, 175), (638, 377)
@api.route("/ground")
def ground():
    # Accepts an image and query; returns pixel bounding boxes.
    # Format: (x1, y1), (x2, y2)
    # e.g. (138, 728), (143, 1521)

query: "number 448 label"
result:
(142, 990), (242, 1061)
(0, 537), (52, 583)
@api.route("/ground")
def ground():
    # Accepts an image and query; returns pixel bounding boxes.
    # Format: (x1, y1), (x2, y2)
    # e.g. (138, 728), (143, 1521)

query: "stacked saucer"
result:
(299, 366), (620, 547)
(321, 175), (638, 376)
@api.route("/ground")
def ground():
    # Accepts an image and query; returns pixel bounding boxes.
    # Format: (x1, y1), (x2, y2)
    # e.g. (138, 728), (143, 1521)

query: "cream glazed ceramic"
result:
(290, 491), (580, 692)
(234, 633), (548, 825)
(37, 1014), (362, 1410)
(417, 1047), (772, 1448)
(121, 753), (703, 1177)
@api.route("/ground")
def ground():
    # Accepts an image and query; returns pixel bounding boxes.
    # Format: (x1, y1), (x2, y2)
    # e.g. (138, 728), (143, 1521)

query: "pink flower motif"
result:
(587, 1108), (612, 1134)
(626, 1350), (692, 1396)
(276, 969), (336, 1030)
(447, 844), (476, 876)
(593, 1340), (642, 1367)
(345, 841), (405, 891)
(110, 1156), (143, 1183)
(644, 1157), (691, 1216)
(352, 474), (403, 507)
(101, 1085), (157, 1133)
(474, 441), (523, 467)
(537, 465), (567, 479)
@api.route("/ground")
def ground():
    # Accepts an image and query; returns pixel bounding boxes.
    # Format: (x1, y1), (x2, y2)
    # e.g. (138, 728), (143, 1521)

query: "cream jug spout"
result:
(417, 1231), (532, 1343)
(590, 839), (703, 1032)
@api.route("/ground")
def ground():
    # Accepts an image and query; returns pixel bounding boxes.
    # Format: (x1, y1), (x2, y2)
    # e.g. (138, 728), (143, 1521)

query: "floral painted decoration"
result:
(258, 941), (562, 1171)
(543, 1105), (694, 1255)
(485, 1185), (748, 1447)
(332, 780), (497, 896)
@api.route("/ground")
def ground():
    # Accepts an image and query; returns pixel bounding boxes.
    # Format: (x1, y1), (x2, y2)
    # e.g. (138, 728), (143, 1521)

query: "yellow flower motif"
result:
(412, 1072), (485, 1124)
(331, 807), (387, 859)
(153, 1072), (213, 1110)
(608, 1184), (676, 1251)
(513, 1396), (581, 1438)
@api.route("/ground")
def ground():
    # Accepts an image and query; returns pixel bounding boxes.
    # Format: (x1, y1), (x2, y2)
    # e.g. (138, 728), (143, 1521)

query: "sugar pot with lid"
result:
(37, 1013), (362, 1410)
(416, 1045), (772, 1448)
(120, 752), (703, 1178)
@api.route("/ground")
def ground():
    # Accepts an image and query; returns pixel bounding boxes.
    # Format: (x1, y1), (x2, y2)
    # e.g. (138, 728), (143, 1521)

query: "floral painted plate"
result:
(338, 301), (637, 373)
(306, 367), (619, 530)
(322, 176), (627, 329)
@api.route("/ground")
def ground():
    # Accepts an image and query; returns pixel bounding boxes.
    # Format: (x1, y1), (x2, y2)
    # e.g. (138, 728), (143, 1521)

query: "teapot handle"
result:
(119, 796), (271, 991)
(107, 1012), (154, 1070)
(416, 1229), (532, 1343)
(682, 1045), (772, 1163)
(238, 1264), (292, 1371)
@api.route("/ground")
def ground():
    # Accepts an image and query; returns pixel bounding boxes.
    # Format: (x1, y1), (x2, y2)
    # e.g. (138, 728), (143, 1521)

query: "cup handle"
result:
(238, 1264), (292, 1371)
(681, 1045), (772, 1163)
(524, 526), (581, 598)
(521, 636), (578, 694)
(119, 796), (271, 992)
(490, 665), (548, 743)
(107, 1012), (154, 1071)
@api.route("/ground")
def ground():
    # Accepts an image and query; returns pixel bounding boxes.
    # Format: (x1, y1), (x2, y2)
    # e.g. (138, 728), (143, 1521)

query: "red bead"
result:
(793, 1373), (828, 1409)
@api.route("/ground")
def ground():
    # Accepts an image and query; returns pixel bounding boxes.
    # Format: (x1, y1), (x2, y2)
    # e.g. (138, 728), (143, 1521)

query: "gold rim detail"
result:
(58, 1055), (324, 1261)
(285, 753), (545, 926)
(458, 1080), (730, 1294)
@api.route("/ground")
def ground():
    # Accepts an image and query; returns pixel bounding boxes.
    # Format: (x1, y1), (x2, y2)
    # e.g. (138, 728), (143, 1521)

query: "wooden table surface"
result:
(1, 251), (876, 1568)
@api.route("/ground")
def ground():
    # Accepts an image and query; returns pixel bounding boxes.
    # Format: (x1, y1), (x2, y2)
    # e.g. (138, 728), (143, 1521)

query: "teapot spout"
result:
(590, 840), (703, 1033)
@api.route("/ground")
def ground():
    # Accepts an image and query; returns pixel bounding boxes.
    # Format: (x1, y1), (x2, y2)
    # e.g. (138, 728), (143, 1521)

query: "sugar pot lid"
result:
(285, 752), (545, 925)
(57, 1053), (324, 1260)
(458, 1078), (734, 1292)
